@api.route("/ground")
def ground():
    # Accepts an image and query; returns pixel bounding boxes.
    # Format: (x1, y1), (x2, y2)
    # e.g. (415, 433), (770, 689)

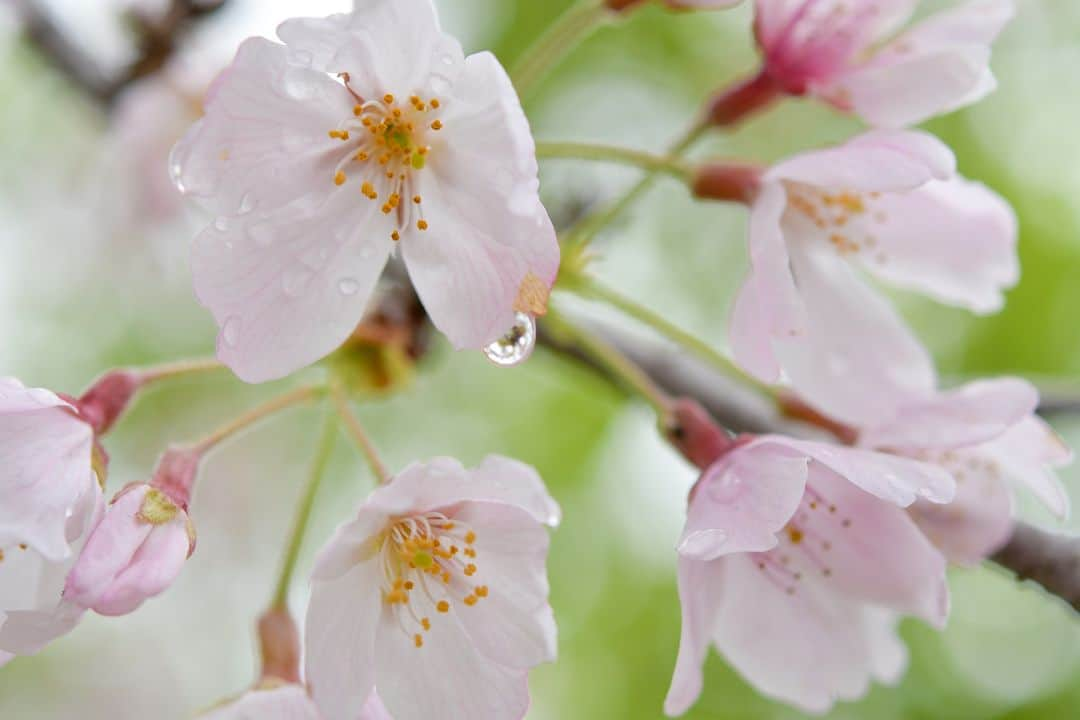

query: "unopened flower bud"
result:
(666, 398), (735, 471)
(64, 483), (194, 616)
(691, 162), (762, 204)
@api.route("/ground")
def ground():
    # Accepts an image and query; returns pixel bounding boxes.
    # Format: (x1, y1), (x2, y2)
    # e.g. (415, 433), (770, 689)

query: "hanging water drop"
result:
(221, 316), (242, 347)
(237, 193), (256, 215)
(483, 312), (537, 367)
(338, 277), (361, 296)
(213, 216), (230, 232)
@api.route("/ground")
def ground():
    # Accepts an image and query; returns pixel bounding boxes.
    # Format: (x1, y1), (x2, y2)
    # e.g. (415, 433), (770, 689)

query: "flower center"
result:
(327, 92), (446, 243)
(785, 185), (889, 261)
(378, 512), (488, 649)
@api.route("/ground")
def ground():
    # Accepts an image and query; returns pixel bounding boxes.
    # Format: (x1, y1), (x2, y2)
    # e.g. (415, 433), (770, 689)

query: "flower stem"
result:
(191, 386), (323, 455)
(535, 141), (695, 182)
(544, 306), (674, 423)
(271, 406), (338, 611)
(136, 357), (224, 385)
(331, 383), (390, 485)
(561, 119), (708, 249)
(568, 275), (777, 401)
(511, 0), (610, 99)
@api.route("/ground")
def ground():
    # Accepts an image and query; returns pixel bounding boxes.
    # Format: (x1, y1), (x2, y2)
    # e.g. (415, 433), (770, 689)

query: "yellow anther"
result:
(355, 151), (369, 161)
(404, 581), (414, 590)
(464, 548), (476, 559)
(392, 108), (402, 119)
(421, 617), (431, 631)
(382, 204), (393, 214)
(414, 634), (423, 648)
(361, 182), (377, 199)
(444, 522), (455, 530)
(353, 105), (363, 116)
(417, 220), (429, 231)
(450, 546), (459, 555)
(464, 595), (478, 607)
(465, 531), (476, 545)
(430, 120), (443, 131)
(475, 586), (489, 598)
(410, 95), (421, 105)
(437, 601), (450, 613)
(391, 231), (400, 241)
(386, 170), (395, 179)
(413, 195), (422, 204)
(464, 564), (477, 576)
(430, 99), (440, 109)
(442, 571), (450, 584)
(384, 94), (395, 104)
(788, 528), (804, 544)
(334, 171), (346, 186)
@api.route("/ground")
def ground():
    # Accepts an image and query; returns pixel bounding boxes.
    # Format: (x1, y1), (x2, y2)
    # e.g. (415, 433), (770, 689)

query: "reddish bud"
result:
(666, 398), (736, 470)
(692, 162), (763, 204)
(258, 608), (302, 684)
(705, 70), (782, 128)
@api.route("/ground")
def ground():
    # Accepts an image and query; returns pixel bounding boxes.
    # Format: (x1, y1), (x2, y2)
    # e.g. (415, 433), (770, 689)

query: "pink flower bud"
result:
(64, 483), (194, 616)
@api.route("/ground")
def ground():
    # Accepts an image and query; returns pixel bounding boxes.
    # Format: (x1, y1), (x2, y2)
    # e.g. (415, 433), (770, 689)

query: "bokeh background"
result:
(2, 0), (1080, 717)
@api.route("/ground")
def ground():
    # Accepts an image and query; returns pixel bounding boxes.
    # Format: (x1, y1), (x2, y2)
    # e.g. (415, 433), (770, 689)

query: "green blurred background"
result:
(1, 0), (1079, 717)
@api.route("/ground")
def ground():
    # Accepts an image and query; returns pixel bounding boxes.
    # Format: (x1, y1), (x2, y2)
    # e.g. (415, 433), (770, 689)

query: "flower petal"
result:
(850, 178), (1017, 313)
(771, 242), (937, 427)
(191, 190), (393, 383)
(859, 378), (1038, 452)
(982, 416), (1072, 519)
(449, 501), (556, 669)
(89, 513), (191, 616)
(766, 129), (955, 191)
(306, 557), (382, 720)
(663, 556), (724, 717)
(908, 456), (1014, 565)
(404, 51), (558, 350)
(711, 554), (908, 714)
(679, 442), (809, 560)
(794, 464), (949, 626)
(171, 37), (355, 217)
(370, 456), (560, 527)
(201, 685), (322, 720)
(0, 388), (95, 560)
(758, 436), (956, 506)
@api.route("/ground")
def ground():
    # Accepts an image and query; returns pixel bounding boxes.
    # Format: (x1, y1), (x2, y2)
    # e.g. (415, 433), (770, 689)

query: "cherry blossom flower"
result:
(729, 129), (1017, 426)
(665, 435), (953, 715)
(305, 456), (560, 720)
(753, 0), (1014, 127)
(202, 684), (391, 720)
(64, 482), (195, 616)
(171, 0), (560, 383)
(853, 378), (1072, 564)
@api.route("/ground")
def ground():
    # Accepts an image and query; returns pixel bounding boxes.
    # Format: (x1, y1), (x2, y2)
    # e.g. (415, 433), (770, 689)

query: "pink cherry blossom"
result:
(64, 482), (194, 616)
(855, 378), (1072, 564)
(665, 435), (953, 715)
(305, 456), (560, 720)
(171, 0), (560, 383)
(730, 129), (1017, 426)
(202, 684), (392, 720)
(754, 0), (1014, 127)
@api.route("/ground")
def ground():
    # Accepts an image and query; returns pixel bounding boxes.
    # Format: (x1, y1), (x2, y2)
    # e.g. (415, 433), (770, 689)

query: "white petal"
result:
(663, 557), (724, 717)
(201, 685), (321, 720)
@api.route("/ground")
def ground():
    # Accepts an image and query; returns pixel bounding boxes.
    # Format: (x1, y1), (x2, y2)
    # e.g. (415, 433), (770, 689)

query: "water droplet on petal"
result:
(338, 277), (361, 296)
(237, 193), (256, 215)
(280, 67), (315, 101)
(169, 157), (186, 194)
(483, 312), (536, 367)
(430, 74), (452, 95)
(221, 316), (242, 347)
(440, 54), (455, 67)
(282, 269), (313, 298)
(213, 216), (230, 232)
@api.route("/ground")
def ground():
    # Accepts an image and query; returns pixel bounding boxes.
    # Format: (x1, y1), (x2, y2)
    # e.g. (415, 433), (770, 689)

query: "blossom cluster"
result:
(2, 0), (1072, 719)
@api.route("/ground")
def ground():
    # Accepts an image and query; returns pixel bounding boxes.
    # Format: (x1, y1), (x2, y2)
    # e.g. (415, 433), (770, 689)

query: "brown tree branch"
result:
(538, 311), (1080, 615)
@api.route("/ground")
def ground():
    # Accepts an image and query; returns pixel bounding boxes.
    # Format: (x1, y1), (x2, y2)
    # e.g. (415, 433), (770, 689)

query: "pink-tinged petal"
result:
(0, 379), (96, 561)
(982, 417), (1072, 519)
(404, 52), (558, 350)
(711, 554), (908, 714)
(90, 514), (190, 616)
(793, 464), (949, 626)
(201, 685), (322, 720)
(306, 557), (382, 720)
(821, 1), (1014, 127)
(859, 378), (1038, 452)
(758, 436), (955, 506)
(448, 501), (556, 669)
(192, 190), (393, 383)
(374, 595), (530, 720)
(730, 183), (807, 383)
(766, 129), (955, 191)
(359, 693), (394, 720)
(0, 601), (84, 656)
(771, 243), (937, 427)
(663, 557), (724, 716)
(370, 456), (560, 527)
(679, 442), (809, 560)
(171, 38), (355, 217)
(665, 0), (743, 8)
(849, 178), (1018, 313)
(277, 0), (465, 96)
(63, 486), (154, 611)
(908, 455), (1014, 565)
(309, 507), (389, 582)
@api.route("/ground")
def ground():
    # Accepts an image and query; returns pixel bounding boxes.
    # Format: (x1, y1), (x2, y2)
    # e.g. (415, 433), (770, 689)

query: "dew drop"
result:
(213, 216), (230, 232)
(221, 316), (242, 347)
(483, 312), (536, 367)
(169, 157), (186, 194)
(338, 277), (361, 296)
(430, 74), (452, 95)
(280, 67), (315, 100)
(282, 269), (313, 298)
(237, 192), (256, 216)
